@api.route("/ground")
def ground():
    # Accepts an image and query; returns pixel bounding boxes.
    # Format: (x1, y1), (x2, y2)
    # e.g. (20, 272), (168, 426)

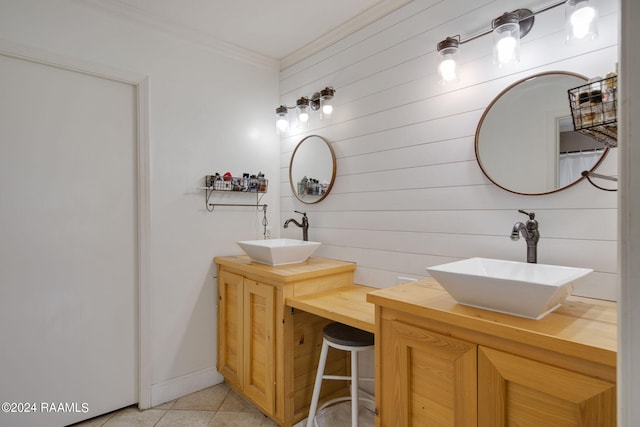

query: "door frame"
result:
(0, 39), (152, 409)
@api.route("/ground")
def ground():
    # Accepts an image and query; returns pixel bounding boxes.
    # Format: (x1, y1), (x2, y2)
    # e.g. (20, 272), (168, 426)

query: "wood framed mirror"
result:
(475, 71), (609, 195)
(289, 135), (336, 204)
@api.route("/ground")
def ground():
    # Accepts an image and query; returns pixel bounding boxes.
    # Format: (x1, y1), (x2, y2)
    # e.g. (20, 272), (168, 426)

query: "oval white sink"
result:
(426, 258), (593, 319)
(237, 238), (321, 266)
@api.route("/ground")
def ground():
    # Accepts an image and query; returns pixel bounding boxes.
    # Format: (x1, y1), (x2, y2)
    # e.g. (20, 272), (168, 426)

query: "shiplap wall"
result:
(279, 0), (618, 301)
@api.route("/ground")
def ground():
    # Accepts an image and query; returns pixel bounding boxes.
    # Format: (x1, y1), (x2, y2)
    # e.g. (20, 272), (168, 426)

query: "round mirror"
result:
(289, 135), (336, 204)
(475, 71), (608, 195)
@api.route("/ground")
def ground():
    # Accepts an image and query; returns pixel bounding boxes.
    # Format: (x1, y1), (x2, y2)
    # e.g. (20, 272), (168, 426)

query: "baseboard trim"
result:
(150, 367), (224, 407)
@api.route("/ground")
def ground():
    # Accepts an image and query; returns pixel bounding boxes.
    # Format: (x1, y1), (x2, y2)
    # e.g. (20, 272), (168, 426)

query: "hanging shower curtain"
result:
(558, 150), (603, 187)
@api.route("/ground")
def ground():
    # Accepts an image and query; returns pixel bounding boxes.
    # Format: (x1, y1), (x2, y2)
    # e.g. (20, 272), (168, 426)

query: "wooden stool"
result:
(307, 322), (375, 427)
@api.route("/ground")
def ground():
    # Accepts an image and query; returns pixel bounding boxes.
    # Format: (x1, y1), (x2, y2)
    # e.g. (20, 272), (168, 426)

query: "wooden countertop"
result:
(286, 285), (376, 333)
(214, 256), (356, 285)
(216, 255), (616, 368)
(367, 279), (617, 367)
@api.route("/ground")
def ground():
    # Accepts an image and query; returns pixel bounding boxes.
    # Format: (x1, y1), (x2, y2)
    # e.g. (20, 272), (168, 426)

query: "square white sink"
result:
(426, 258), (593, 319)
(237, 238), (321, 266)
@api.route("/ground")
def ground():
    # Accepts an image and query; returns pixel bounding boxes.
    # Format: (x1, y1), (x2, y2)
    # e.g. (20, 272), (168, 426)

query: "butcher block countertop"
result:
(368, 278), (617, 368)
(286, 284), (376, 333)
(215, 255), (616, 370)
(214, 256), (356, 285)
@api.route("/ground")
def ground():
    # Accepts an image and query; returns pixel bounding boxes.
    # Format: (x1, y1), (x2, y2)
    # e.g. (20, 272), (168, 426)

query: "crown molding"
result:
(280, 0), (412, 70)
(79, 0), (280, 70)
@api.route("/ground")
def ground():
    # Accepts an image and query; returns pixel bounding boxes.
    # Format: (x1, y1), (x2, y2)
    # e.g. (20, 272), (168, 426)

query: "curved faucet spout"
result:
(510, 210), (540, 263)
(511, 222), (528, 241)
(284, 218), (302, 228)
(283, 211), (309, 241)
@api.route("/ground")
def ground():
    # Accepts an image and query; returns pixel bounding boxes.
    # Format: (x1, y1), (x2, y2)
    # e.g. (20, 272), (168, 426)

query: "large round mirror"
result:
(289, 135), (336, 204)
(475, 71), (608, 195)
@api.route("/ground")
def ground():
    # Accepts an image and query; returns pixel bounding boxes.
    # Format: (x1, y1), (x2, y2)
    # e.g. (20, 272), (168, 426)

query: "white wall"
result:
(280, 0), (619, 301)
(0, 0), (280, 406)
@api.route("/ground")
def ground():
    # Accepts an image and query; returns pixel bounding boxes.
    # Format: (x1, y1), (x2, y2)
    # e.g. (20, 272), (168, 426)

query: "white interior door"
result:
(0, 53), (137, 426)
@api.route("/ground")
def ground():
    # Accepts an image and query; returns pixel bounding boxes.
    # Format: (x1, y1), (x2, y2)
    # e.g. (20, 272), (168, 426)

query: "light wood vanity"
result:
(215, 256), (363, 427)
(367, 279), (617, 426)
(215, 255), (617, 426)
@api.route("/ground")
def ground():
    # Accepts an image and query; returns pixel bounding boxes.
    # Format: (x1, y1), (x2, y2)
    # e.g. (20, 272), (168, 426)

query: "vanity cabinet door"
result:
(478, 346), (616, 426)
(217, 270), (276, 415)
(379, 319), (477, 426)
(217, 270), (244, 389)
(243, 278), (275, 415)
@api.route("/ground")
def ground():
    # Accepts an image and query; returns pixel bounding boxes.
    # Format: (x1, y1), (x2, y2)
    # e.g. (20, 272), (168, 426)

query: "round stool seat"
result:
(323, 322), (374, 347)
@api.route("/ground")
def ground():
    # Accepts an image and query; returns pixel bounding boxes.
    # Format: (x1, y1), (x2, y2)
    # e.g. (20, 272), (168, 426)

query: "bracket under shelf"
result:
(203, 187), (267, 212)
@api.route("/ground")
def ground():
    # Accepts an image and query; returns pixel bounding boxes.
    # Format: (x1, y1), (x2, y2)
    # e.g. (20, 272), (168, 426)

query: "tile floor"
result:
(71, 383), (374, 427)
(71, 383), (279, 427)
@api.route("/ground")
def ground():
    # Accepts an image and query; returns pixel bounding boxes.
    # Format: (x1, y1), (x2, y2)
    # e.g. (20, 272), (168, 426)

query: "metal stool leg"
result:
(351, 349), (359, 427)
(307, 338), (329, 427)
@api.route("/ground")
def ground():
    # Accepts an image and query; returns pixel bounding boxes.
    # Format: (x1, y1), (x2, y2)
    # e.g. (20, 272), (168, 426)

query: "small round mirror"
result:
(475, 71), (609, 195)
(289, 135), (336, 204)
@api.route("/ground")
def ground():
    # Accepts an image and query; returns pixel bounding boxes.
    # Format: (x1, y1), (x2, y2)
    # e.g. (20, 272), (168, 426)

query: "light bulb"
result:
(438, 53), (459, 84)
(496, 36), (517, 64)
(276, 117), (289, 134)
(296, 97), (310, 128)
(320, 98), (333, 120)
(319, 87), (335, 120)
(568, 1), (598, 41)
(297, 106), (310, 128)
(275, 105), (289, 135)
(439, 58), (457, 80)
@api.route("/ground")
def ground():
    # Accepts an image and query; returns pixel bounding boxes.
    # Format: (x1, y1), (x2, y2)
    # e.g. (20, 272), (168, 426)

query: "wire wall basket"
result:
(206, 174), (268, 193)
(568, 75), (618, 148)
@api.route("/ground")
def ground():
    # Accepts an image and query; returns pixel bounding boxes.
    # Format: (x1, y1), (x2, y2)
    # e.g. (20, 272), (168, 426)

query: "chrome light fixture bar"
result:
(275, 86), (336, 134)
(436, 0), (598, 84)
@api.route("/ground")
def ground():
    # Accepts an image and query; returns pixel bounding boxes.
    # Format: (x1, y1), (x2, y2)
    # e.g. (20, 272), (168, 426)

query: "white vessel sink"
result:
(426, 258), (593, 319)
(237, 238), (321, 266)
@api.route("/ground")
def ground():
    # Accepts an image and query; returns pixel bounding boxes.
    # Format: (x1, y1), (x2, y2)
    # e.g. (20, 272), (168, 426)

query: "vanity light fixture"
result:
(274, 86), (336, 134)
(436, 0), (598, 84)
(318, 86), (335, 120)
(437, 37), (460, 85)
(492, 9), (534, 67)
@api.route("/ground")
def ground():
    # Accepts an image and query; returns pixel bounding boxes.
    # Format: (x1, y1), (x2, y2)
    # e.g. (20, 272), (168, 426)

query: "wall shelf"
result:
(198, 174), (269, 239)
(202, 174), (268, 210)
(201, 175), (269, 234)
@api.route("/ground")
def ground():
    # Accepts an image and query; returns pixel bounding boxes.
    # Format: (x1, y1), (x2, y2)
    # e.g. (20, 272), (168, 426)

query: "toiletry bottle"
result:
(242, 173), (249, 191)
(603, 72), (617, 122)
(299, 176), (308, 196)
(588, 77), (603, 126)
